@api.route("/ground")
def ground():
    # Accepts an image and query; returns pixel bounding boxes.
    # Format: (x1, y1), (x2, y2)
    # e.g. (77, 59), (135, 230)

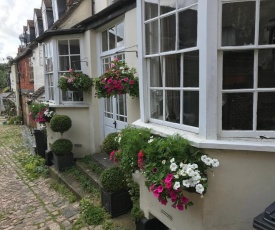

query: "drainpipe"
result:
(92, 0), (95, 15)
(16, 62), (24, 122)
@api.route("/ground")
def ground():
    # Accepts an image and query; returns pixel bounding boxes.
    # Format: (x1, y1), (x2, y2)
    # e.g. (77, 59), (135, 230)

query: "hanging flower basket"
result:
(58, 69), (93, 92)
(94, 58), (139, 98)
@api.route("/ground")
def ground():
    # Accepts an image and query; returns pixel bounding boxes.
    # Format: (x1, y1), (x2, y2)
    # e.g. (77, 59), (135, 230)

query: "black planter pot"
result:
(45, 150), (53, 166)
(135, 217), (168, 230)
(100, 187), (133, 218)
(53, 152), (74, 172)
(33, 129), (47, 158)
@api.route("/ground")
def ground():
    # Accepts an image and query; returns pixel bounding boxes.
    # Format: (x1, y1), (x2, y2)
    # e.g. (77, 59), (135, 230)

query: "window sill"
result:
(49, 103), (89, 108)
(132, 119), (275, 153)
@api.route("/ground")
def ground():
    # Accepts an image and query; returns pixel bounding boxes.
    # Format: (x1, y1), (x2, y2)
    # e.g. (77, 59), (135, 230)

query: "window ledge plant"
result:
(94, 58), (139, 98)
(108, 126), (220, 212)
(29, 102), (55, 124)
(58, 69), (93, 92)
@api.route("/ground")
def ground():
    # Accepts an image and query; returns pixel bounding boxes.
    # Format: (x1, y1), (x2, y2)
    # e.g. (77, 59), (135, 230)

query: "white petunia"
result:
(186, 168), (195, 177)
(170, 158), (175, 163)
(191, 164), (198, 169)
(117, 137), (121, 143)
(170, 163), (178, 171)
(162, 160), (166, 165)
(195, 184), (204, 194)
(203, 157), (213, 166)
(174, 174), (179, 179)
(188, 178), (199, 187)
(182, 180), (190, 188)
(212, 159), (220, 167)
(179, 169), (186, 177)
(180, 162), (184, 168)
(201, 155), (208, 162)
(173, 181), (181, 190)
(192, 172), (201, 181)
(148, 139), (153, 143)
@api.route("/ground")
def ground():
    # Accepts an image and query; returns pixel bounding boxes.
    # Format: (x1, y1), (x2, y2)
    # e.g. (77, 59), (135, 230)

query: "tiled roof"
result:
(27, 20), (34, 27)
(31, 86), (45, 100)
(34, 8), (42, 18)
(43, 0), (52, 8)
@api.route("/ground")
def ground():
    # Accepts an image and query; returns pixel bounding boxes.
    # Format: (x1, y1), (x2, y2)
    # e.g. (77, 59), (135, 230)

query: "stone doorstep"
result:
(49, 159), (136, 229)
(90, 152), (114, 169)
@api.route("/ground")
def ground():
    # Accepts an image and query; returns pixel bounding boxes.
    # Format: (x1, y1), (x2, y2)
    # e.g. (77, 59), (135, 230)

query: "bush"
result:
(51, 139), (73, 155)
(50, 115), (72, 134)
(99, 166), (127, 192)
(101, 132), (119, 154)
(7, 116), (22, 125)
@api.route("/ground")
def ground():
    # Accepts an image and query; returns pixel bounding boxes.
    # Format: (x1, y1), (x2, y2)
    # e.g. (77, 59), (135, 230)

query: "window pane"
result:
(258, 49), (275, 88)
(71, 56), (81, 70)
(59, 56), (69, 71)
(222, 93), (253, 130)
(58, 40), (69, 55)
(103, 57), (111, 72)
(183, 91), (199, 127)
(166, 90), (180, 124)
(161, 15), (176, 52)
(116, 22), (124, 48)
(150, 90), (163, 120)
(102, 30), (108, 51)
(160, 0), (176, 15)
(165, 54), (180, 87)
(257, 92), (275, 130)
(45, 57), (53, 72)
(145, 20), (159, 54)
(105, 98), (113, 118)
(145, 0), (158, 20)
(222, 2), (255, 46)
(223, 51), (254, 89)
(259, 0), (275, 45)
(62, 90), (83, 101)
(116, 95), (127, 122)
(184, 51), (199, 87)
(178, 0), (198, 9)
(150, 57), (162, 87)
(109, 27), (116, 50)
(178, 6), (198, 49)
(69, 40), (80, 54)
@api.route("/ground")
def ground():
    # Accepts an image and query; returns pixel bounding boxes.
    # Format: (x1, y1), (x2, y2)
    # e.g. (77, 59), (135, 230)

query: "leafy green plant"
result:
(49, 180), (77, 203)
(99, 166), (127, 192)
(101, 132), (119, 154)
(7, 116), (22, 125)
(51, 139), (73, 155)
(50, 115), (72, 135)
(79, 198), (109, 225)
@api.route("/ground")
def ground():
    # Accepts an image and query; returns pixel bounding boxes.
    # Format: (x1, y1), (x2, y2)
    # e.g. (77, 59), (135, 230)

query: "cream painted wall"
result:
(124, 8), (140, 124)
(94, 0), (108, 14)
(59, 0), (92, 29)
(47, 107), (91, 158)
(140, 149), (275, 230)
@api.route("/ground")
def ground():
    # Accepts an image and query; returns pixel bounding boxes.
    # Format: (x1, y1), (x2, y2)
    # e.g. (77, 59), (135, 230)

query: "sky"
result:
(0, 1), (41, 63)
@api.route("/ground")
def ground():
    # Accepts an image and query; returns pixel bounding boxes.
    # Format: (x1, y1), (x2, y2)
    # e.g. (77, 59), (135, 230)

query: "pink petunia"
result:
(150, 184), (155, 192)
(129, 80), (135, 85)
(177, 204), (184, 211)
(124, 77), (129, 82)
(181, 196), (189, 205)
(68, 68), (73, 72)
(157, 185), (163, 193)
(111, 63), (115, 68)
(107, 78), (113, 84)
(160, 198), (167, 206)
(153, 189), (159, 198)
(165, 181), (172, 189)
(114, 57), (118, 62)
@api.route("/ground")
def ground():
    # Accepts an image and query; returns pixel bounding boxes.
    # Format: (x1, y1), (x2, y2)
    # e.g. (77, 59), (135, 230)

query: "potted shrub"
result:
(99, 166), (132, 218)
(101, 132), (120, 155)
(50, 115), (74, 171)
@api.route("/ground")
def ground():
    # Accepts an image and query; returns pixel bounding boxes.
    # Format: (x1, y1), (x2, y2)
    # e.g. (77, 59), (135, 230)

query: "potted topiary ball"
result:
(99, 166), (132, 218)
(50, 115), (74, 171)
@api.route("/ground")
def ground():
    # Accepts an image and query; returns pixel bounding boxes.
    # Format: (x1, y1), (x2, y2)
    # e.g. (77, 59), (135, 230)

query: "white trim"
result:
(133, 119), (275, 153)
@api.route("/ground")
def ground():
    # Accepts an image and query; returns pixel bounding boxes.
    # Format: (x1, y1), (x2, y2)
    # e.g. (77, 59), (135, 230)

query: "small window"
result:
(29, 58), (34, 82)
(101, 21), (124, 52)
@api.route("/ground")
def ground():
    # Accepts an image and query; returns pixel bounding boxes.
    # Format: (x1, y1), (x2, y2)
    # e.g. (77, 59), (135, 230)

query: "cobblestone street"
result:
(0, 125), (81, 230)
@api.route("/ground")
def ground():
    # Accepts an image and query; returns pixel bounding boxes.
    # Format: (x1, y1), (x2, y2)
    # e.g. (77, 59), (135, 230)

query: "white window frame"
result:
(52, 0), (59, 22)
(42, 2), (48, 31)
(44, 41), (54, 102)
(218, 0), (275, 138)
(43, 35), (86, 105)
(34, 14), (39, 38)
(141, 0), (200, 134)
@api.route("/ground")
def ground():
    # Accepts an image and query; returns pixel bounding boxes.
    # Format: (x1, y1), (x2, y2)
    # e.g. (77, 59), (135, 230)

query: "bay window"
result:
(144, 0), (199, 131)
(44, 42), (54, 101)
(140, 0), (275, 141)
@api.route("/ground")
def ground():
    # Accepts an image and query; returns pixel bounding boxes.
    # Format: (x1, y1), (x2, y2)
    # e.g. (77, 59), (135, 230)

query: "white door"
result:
(102, 54), (128, 136)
